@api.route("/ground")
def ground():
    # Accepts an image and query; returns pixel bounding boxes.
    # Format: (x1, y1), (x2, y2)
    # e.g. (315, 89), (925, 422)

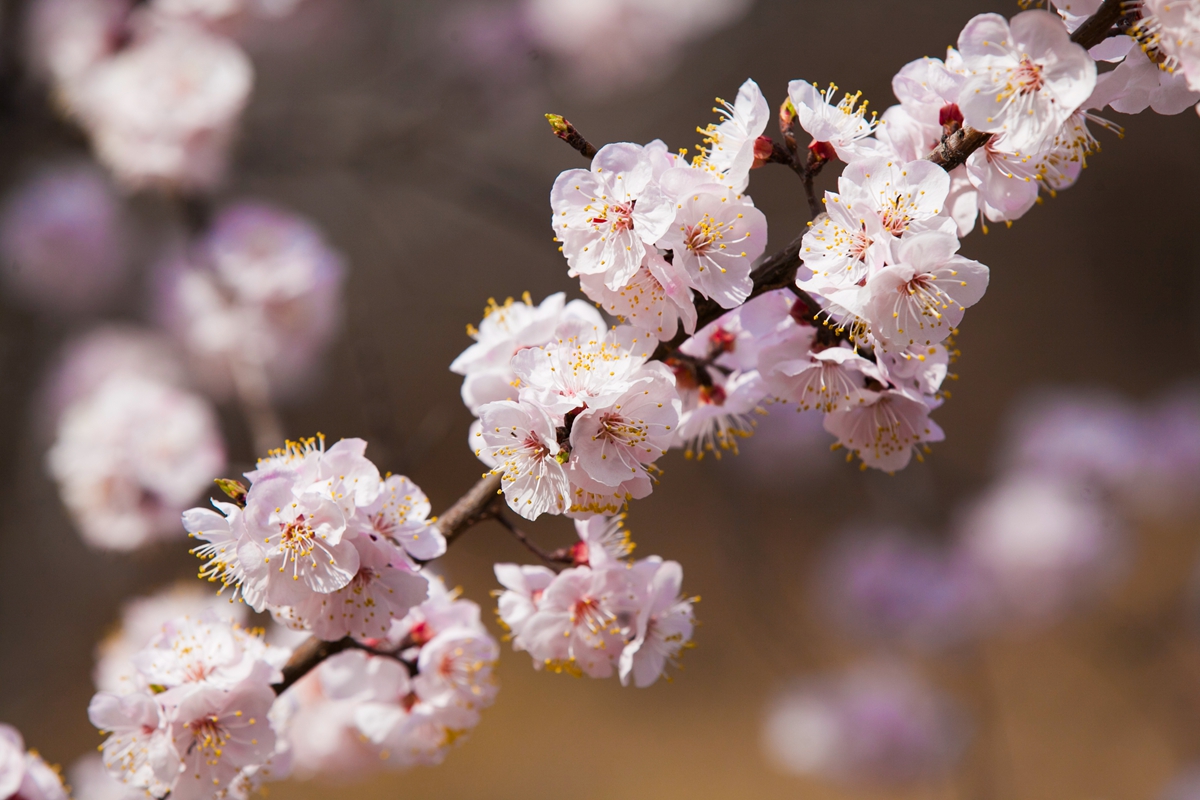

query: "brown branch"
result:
(1071, 0), (1128, 50)
(435, 472), (503, 549)
(274, 636), (361, 695)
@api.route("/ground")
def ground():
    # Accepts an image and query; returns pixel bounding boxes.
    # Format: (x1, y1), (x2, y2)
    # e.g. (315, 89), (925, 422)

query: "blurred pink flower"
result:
(523, 0), (752, 95)
(76, 25), (253, 191)
(0, 163), (130, 314)
(24, 0), (132, 108)
(40, 326), (186, 433)
(763, 662), (968, 787)
(817, 528), (989, 651)
(154, 202), (345, 401)
(955, 475), (1126, 624)
(45, 374), (226, 550)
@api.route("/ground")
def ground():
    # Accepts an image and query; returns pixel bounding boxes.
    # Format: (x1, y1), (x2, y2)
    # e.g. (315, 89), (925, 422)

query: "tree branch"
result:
(274, 636), (361, 695)
(277, 0), (1133, 689)
(491, 510), (574, 566)
(435, 472), (503, 549)
(1071, 0), (1128, 50)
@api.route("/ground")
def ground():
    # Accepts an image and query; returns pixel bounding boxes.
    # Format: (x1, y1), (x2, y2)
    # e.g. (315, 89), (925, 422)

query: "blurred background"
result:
(1, 0), (1199, 798)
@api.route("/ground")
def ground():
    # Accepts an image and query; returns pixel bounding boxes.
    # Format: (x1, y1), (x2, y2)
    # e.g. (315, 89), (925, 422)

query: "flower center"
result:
(592, 201), (635, 233)
(571, 597), (614, 634)
(183, 715), (230, 762)
(280, 516), (318, 557)
(880, 195), (913, 236)
(598, 411), (649, 447)
(1012, 56), (1044, 95)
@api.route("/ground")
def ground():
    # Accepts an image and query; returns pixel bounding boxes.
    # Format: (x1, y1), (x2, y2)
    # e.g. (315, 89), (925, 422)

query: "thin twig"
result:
(274, 636), (361, 695)
(491, 511), (574, 566)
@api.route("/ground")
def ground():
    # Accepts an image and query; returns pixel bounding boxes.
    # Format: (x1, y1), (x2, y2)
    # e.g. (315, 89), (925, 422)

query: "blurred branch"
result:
(435, 472), (503, 550)
(275, 636), (361, 695)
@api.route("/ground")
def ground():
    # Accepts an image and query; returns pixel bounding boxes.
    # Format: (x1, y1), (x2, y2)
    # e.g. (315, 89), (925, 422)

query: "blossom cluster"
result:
(495, 515), (696, 687)
(762, 662), (968, 787)
(45, 328), (226, 551)
(87, 611), (289, 800)
(82, 574), (499, 799)
(24, 0), (306, 190)
(42, 195), (346, 552)
(186, 435), (438, 640)
(454, 4), (1200, 506)
(276, 576), (498, 777)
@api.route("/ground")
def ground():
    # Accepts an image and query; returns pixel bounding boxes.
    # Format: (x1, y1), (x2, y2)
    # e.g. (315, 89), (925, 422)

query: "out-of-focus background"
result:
(1, 0), (1199, 798)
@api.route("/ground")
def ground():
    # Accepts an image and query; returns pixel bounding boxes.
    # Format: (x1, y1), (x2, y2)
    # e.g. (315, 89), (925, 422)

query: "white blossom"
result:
(823, 389), (946, 472)
(578, 250), (697, 342)
(787, 81), (883, 162)
(957, 10), (1096, 152)
(477, 400), (570, 520)
(697, 78), (771, 192)
(569, 367), (681, 488)
(619, 559), (695, 688)
(551, 142), (675, 290)
(451, 293), (604, 413)
(863, 230), (989, 351)
(658, 184), (767, 308)
(0, 725), (69, 800)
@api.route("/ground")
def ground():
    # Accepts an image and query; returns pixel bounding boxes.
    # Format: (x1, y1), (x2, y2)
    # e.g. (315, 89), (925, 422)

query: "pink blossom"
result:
(0, 163), (129, 314)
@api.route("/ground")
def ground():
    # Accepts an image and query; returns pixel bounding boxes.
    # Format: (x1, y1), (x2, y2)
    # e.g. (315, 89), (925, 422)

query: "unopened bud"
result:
(789, 296), (818, 328)
(807, 139), (837, 164)
(545, 113), (569, 137)
(752, 136), (775, 169)
(699, 384), (728, 406)
(778, 98), (797, 135)
(709, 326), (737, 355)
(214, 477), (247, 506)
(939, 103), (963, 135)
(667, 358), (700, 390)
(569, 541), (589, 567)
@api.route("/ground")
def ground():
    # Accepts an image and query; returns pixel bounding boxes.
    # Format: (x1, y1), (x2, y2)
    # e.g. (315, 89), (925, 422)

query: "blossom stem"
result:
(490, 511), (574, 567)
